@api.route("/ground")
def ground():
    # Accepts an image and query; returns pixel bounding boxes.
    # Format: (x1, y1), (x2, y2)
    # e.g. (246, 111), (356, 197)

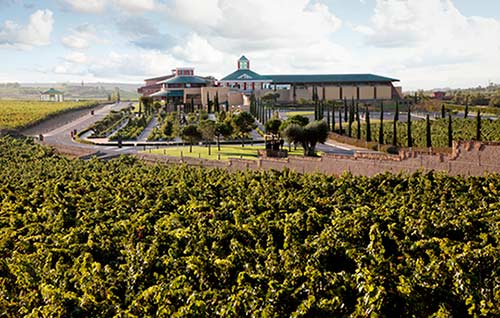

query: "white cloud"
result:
(61, 23), (105, 50)
(0, 9), (54, 49)
(62, 0), (159, 14)
(111, 0), (156, 12)
(88, 50), (182, 81)
(61, 0), (106, 13)
(349, 0), (500, 89)
(171, 33), (226, 64)
(169, 0), (342, 50)
(356, 0), (500, 56)
(63, 51), (88, 64)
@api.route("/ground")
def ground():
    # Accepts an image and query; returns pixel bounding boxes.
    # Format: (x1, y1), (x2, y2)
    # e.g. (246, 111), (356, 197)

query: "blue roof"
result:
(265, 74), (399, 84)
(220, 69), (270, 81)
(159, 76), (207, 85)
(239, 55), (249, 61)
(149, 90), (184, 97)
(167, 90), (184, 97)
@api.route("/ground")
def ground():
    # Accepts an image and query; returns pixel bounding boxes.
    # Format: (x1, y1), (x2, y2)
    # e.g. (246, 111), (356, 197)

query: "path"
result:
(137, 116), (158, 141)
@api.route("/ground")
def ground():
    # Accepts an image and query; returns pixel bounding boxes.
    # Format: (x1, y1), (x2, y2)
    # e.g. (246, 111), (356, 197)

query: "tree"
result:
(378, 102), (384, 145)
(392, 110), (398, 146)
(448, 113), (453, 148)
(232, 112), (256, 147)
(283, 120), (328, 156)
(279, 115), (309, 132)
(426, 114), (432, 148)
(198, 120), (216, 155)
(181, 124), (202, 153)
(207, 92), (212, 113)
(139, 96), (152, 116)
(476, 110), (481, 141)
(331, 103), (336, 132)
(214, 92), (220, 113)
(191, 97), (195, 113)
(338, 106), (343, 135)
(395, 100), (399, 121)
(356, 102), (361, 139)
(215, 121), (233, 151)
(343, 98), (348, 122)
(348, 100), (353, 138)
(441, 104), (446, 118)
(366, 107), (372, 142)
(407, 107), (413, 148)
(464, 98), (469, 119)
(265, 118), (282, 136)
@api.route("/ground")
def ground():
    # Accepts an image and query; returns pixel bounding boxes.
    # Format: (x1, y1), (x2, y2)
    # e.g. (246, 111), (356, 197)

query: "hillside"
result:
(0, 83), (139, 101)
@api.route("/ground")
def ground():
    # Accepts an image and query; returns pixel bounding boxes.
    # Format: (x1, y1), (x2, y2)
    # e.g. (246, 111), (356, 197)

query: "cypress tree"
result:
(327, 103), (331, 130)
(356, 102), (361, 139)
(348, 102), (353, 138)
(344, 98), (348, 122)
(207, 92), (211, 113)
(191, 97), (194, 113)
(441, 104), (446, 118)
(338, 106), (343, 135)
(426, 114), (432, 148)
(214, 92), (219, 113)
(392, 108), (398, 146)
(476, 110), (481, 141)
(464, 98), (469, 119)
(332, 103), (336, 132)
(407, 107), (413, 148)
(378, 101), (384, 145)
(395, 100), (399, 121)
(366, 106), (372, 142)
(448, 113), (453, 147)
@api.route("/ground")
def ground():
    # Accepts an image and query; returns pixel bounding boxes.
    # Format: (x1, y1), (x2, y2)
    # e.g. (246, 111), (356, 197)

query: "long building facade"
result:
(138, 56), (403, 108)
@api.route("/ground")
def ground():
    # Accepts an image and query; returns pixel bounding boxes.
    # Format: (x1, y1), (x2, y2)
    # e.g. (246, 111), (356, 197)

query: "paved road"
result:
(41, 102), (137, 156)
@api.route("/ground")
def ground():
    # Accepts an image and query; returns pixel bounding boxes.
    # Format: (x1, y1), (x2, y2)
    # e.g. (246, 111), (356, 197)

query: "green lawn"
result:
(145, 144), (309, 161)
(284, 111), (314, 117)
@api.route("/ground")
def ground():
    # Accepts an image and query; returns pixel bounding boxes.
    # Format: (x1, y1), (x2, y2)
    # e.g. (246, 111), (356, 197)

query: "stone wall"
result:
(134, 141), (500, 176)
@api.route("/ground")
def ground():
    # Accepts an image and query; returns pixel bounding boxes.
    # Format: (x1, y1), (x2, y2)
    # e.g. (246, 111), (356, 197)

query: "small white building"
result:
(40, 88), (64, 102)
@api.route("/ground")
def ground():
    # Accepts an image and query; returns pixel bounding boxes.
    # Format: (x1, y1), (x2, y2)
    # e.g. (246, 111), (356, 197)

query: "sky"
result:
(0, 0), (499, 90)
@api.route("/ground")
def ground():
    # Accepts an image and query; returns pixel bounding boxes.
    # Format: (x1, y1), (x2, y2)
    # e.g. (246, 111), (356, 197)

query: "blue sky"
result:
(0, 0), (499, 90)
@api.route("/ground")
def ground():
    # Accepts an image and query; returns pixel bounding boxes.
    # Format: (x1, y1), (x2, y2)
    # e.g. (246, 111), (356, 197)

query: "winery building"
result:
(138, 56), (402, 107)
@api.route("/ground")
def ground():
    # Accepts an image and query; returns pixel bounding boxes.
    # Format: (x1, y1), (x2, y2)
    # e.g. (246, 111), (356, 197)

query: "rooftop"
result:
(42, 88), (63, 95)
(159, 76), (208, 85)
(220, 69), (271, 82)
(265, 74), (399, 84)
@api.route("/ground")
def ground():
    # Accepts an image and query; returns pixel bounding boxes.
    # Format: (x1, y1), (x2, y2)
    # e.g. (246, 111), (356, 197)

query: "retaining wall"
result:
(132, 141), (500, 176)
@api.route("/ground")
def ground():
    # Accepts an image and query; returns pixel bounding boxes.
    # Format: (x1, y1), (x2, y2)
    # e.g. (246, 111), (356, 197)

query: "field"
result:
(1, 136), (499, 317)
(0, 100), (99, 130)
(146, 144), (307, 161)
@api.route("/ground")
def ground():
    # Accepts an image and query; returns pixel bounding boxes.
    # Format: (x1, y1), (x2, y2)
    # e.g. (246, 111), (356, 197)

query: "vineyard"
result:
(0, 137), (499, 317)
(366, 118), (500, 148)
(0, 100), (99, 130)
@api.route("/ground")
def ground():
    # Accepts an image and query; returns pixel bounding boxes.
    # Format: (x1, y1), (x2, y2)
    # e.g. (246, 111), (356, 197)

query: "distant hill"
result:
(0, 83), (141, 101)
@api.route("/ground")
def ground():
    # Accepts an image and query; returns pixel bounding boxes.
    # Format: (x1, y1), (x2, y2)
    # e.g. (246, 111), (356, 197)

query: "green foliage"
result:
(232, 112), (256, 146)
(362, 118), (500, 148)
(265, 118), (282, 135)
(0, 137), (499, 317)
(110, 114), (153, 141)
(88, 108), (131, 138)
(283, 120), (328, 156)
(0, 100), (100, 130)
